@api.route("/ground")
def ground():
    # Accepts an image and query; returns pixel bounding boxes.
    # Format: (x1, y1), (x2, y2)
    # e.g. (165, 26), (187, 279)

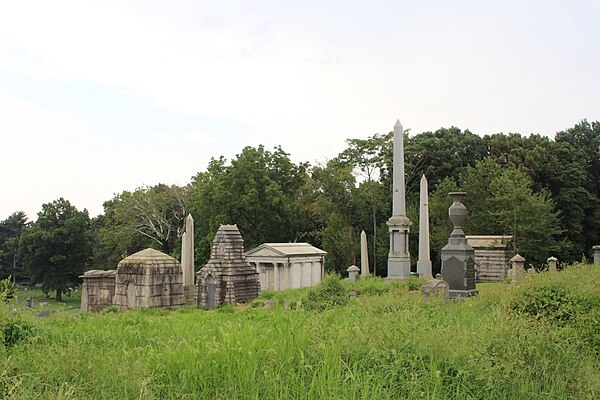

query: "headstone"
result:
(547, 256), (558, 272)
(387, 119), (412, 279)
(360, 231), (369, 276)
(25, 296), (34, 308)
(506, 268), (514, 282)
(527, 267), (535, 274)
(347, 265), (359, 282)
(264, 300), (275, 309)
(421, 279), (449, 302)
(593, 245), (600, 265)
(510, 254), (526, 284)
(441, 192), (478, 298)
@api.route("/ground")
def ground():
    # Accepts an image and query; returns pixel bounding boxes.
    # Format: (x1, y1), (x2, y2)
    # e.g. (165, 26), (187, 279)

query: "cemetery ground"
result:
(1, 266), (599, 399)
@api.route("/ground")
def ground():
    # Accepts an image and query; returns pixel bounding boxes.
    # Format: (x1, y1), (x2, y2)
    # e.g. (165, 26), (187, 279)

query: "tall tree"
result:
(0, 211), (28, 281)
(19, 199), (93, 301)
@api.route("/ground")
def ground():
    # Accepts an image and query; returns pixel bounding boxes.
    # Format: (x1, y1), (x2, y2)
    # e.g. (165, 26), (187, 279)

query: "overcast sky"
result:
(1, 0), (599, 219)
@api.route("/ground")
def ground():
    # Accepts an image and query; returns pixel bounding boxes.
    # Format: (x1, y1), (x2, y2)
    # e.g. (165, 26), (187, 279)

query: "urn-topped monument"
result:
(441, 192), (478, 298)
(387, 119), (412, 279)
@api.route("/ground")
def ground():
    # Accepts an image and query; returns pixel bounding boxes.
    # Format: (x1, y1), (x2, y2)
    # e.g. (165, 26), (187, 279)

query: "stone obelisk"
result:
(387, 119), (412, 279)
(417, 175), (432, 278)
(182, 213), (195, 300)
(360, 230), (369, 276)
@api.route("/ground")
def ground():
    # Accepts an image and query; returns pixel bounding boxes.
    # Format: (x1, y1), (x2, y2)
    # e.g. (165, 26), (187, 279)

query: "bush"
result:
(1, 316), (36, 348)
(303, 275), (348, 311)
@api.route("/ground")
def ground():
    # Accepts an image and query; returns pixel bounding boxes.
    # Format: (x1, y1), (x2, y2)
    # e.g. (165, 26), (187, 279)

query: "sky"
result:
(1, 0), (599, 220)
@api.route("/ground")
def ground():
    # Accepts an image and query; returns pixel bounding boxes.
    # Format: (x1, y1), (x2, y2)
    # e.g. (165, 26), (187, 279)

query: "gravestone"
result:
(593, 246), (600, 265)
(510, 254), (525, 284)
(440, 192), (477, 298)
(421, 279), (449, 302)
(25, 296), (34, 309)
(547, 256), (558, 273)
(347, 265), (359, 282)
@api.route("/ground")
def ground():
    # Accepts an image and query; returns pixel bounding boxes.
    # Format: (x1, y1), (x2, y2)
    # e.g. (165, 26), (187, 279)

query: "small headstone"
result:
(421, 279), (449, 303)
(592, 245), (600, 265)
(348, 290), (358, 298)
(506, 268), (514, 282)
(547, 256), (558, 272)
(264, 300), (275, 309)
(347, 265), (359, 282)
(527, 267), (535, 274)
(25, 296), (34, 308)
(510, 254), (526, 284)
(40, 302), (48, 307)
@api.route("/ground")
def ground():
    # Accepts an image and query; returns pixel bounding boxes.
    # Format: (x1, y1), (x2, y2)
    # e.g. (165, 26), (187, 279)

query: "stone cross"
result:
(360, 231), (369, 276)
(347, 265), (359, 282)
(547, 256), (558, 272)
(593, 245), (600, 265)
(387, 119), (412, 279)
(510, 254), (525, 284)
(417, 175), (432, 278)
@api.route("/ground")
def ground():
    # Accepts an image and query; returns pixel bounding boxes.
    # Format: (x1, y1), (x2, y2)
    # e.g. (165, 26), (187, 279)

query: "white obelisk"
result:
(360, 230), (369, 276)
(417, 175), (432, 278)
(182, 213), (195, 299)
(387, 119), (412, 279)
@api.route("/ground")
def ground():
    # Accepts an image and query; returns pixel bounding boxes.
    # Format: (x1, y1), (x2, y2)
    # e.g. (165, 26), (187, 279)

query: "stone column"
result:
(510, 254), (525, 284)
(387, 119), (412, 279)
(441, 192), (477, 298)
(360, 231), (369, 276)
(182, 214), (195, 300)
(547, 256), (558, 273)
(593, 245), (600, 265)
(417, 174), (432, 278)
(347, 265), (359, 282)
(274, 263), (280, 290)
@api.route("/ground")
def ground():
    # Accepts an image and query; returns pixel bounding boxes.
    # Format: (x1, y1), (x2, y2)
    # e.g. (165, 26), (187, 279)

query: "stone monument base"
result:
(183, 285), (195, 303)
(387, 259), (411, 279)
(449, 289), (479, 299)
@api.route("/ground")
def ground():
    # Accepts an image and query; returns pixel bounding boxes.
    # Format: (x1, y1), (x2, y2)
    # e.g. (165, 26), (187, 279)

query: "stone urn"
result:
(448, 192), (468, 235)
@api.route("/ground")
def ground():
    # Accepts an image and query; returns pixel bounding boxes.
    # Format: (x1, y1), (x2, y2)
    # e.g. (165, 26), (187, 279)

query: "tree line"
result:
(1, 120), (598, 299)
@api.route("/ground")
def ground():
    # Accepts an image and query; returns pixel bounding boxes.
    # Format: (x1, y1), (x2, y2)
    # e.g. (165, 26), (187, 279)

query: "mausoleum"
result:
(113, 248), (185, 310)
(245, 243), (326, 290)
(196, 225), (260, 308)
(79, 269), (116, 312)
(466, 235), (513, 282)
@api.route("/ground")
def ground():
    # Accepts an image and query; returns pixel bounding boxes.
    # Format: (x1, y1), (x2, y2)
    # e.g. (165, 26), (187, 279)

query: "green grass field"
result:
(1, 266), (599, 399)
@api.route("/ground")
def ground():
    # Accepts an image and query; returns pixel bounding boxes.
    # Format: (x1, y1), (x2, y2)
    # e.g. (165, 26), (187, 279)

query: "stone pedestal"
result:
(347, 265), (359, 282)
(510, 254), (525, 284)
(441, 192), (478, 298)
(593, 245), (600, 265)
(547, 256), (558, 273)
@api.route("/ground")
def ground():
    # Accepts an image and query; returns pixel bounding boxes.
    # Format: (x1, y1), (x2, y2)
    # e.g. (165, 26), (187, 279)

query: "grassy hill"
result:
(1, 265), (599, 399)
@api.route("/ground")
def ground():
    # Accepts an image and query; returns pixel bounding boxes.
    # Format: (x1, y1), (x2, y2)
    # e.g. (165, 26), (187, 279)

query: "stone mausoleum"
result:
(196, 225), (260, 308)
(79, 269), (117, 312)
(113, 248), (185, 310)
(466, 235), (513, 282)
(245, 243), (326, 290)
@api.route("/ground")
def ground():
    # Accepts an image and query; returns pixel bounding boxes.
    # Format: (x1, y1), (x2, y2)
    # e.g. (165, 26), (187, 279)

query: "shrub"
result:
(303, 274), (348, 311)
(1, 316), (36, 348)
(0, 277), (16, 303)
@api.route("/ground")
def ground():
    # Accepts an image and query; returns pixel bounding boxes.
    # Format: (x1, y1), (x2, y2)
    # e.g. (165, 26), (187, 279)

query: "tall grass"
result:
(1, 265), (599, 399)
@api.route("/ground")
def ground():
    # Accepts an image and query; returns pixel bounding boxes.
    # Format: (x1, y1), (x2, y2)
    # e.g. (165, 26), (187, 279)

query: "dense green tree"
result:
(0, 211), (28, 281)
(19, 199), (93, 301)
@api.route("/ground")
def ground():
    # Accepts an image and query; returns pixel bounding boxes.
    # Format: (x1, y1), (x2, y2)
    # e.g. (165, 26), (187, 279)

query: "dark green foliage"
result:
(0, 211), (27, 281)
(303, 274), (348, 311)
(1, 316), (36, 348)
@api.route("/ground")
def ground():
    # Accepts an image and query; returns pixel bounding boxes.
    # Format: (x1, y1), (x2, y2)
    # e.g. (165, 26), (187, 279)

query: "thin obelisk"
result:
(360, 230), (369, 276)
(182, 213), (195, 300)
(387, 119), (412, 279)
(417, 175), (432, 278)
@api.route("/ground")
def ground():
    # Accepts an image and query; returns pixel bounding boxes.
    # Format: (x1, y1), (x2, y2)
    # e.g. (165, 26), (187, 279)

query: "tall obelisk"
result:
(182, 213), (195, 300)
(417, 175), (432, 278)
(387, 119), (412, 279)
(360, 230), (369, 276)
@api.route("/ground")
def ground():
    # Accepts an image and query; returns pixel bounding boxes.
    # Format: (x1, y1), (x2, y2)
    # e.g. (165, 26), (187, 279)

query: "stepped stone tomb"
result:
(80, 269), (117, 312)
(196, 225), (260, 308)
(465, 235), (513, 282)
(113, 248), (185, 310)
(245, 243), (326, 290)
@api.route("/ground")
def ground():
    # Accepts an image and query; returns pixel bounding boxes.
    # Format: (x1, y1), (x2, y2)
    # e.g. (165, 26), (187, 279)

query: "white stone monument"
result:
(360, 230), (369, 277)
(547, 256), (558, 272)
(593, 245), (600, 265)
(510, 254), (525, 284)
(387, 119), (412, 279)
(417, 175), (432, 278)
(347, 265), (359, 282)
(181, 214), (195, 300)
